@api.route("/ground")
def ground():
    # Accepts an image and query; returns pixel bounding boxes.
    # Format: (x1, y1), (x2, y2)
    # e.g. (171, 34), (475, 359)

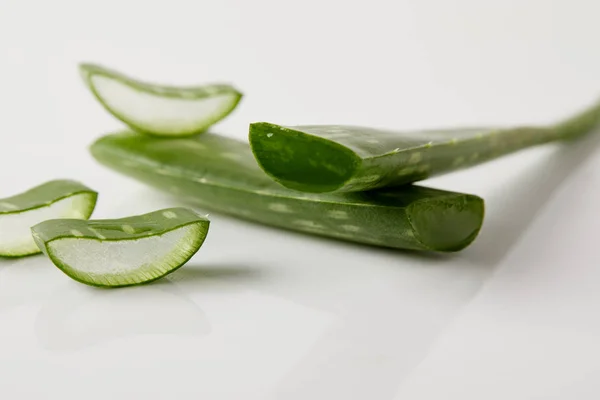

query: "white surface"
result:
(1, 0), (600, 399)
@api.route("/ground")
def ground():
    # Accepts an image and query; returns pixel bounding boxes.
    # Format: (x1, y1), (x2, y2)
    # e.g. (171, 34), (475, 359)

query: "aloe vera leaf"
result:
(79, 63), (243, 137)
(0, 180), (97, 257)
(31, 207), (210, 288)
(249, 98), (600, 193)
(90, 132), (484, 252)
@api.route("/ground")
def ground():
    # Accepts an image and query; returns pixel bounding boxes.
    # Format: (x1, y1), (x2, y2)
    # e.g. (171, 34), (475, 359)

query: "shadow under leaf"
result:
(464, 130), (600, 266)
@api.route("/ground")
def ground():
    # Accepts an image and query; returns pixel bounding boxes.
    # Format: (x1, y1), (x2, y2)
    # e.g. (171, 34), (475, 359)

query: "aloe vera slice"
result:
(79, 63), (242, 137)
(31, 207), (209, 287)
(0, 180), (97, 257)
(90, 132), (484, 252)
(249, 98), (600, 192)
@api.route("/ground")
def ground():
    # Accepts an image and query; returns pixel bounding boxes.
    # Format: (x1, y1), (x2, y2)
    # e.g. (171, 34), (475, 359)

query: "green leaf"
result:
(0, 180), (97, 257)
(31, 207), (210, 288)
(249, 98), (600, 192)
(79, 63), (243, 137)
(90, 131), (484, 252)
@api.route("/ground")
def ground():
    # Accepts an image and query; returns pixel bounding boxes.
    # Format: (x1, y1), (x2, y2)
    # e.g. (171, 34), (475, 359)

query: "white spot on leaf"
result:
(122, 225), (135, 234)
(268, 203), (293, 213)
(408, 152), (422, 163)
(341, 225), (361, 232)
(0, 202), (18, 210)
(88, 228), (106, 240)
(293, 219), (325, 229)
(266, 133), (273, 138)
(328, 210), (348, 219)
(70, 229), (84, 237)
(163, 211), (177, 219)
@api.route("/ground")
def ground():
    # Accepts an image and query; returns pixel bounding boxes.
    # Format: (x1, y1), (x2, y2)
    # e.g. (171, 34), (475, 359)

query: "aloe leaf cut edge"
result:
(90, 131), (484, 252)
(0, 180), (97, 257)
(80, 63), (243, 137)
(249, 97), (600, 193)
(31, 207), (210, 287)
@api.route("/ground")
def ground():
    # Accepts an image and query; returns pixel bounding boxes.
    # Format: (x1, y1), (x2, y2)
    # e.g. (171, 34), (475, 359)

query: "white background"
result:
(1, 0), (600, 399)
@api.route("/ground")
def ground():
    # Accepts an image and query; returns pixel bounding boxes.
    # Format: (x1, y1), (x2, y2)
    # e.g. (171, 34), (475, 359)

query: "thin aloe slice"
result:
(90, 132), (484, 252)
(0, 180), (97, 257)
(31, 207), (210, 288)
(249, 98), (600, 192)
(79, 63), (243, 137)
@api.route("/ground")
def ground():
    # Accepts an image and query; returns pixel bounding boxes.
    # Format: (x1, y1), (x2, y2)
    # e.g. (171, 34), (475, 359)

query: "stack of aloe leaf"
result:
(85, 63), (600, 253)
(1, 63), (598, 288)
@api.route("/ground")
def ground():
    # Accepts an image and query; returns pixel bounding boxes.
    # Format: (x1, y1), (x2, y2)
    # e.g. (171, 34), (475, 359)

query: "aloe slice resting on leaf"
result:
(80, 63), (243, 137)
(90, 132), (484, 252)
(31, 207), (210, 287)
(0, 180), (97, 257)
(249, 97), (600, 193)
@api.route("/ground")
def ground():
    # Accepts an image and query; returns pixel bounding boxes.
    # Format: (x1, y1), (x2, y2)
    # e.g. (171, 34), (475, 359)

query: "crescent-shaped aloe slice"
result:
(0, 180), (97, 257)
(79, 63), (243, 137)
(31, 207), (210, 288)
(90, 132), (484, 252)
(249, 97), (600, 192)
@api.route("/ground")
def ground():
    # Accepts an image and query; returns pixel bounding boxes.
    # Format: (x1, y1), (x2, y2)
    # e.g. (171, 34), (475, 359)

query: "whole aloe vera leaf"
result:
(90, 131), (484, 252)
(31, 207), (210, 288)
(0, 180), (97, 257)
(79, 63), (243, 137)
(249, 98), (600, 193)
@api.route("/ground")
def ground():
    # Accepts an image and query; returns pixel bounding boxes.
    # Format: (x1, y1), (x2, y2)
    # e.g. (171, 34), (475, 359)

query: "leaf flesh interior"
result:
(48, 225), (201, 287)
(0, 180), (97, 257)
(81, 63), (242, 136)
(31, 207), (209, 287)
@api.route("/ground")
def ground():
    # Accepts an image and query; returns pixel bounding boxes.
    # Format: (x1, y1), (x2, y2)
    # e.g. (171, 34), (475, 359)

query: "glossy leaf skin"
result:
(0, 180), (97, 257)
(79, 63), (243, 137)
(249, 98), (600, 193)
(31, 207), (210, 288)
(90, 131), (485, 252)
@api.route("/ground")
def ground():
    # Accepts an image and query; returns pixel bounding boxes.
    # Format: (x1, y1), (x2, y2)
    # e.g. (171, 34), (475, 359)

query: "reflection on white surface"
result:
(463, 131), (600, 267)
(34, 280), (210, 352)
(393, 145), (600, 399)
(0, 257), (58, 312)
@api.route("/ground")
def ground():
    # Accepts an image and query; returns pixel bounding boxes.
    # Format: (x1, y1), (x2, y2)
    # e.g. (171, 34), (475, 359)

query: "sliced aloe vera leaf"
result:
(90, 132), (484, 252)
(31, 207), (209, 288)
(249, 98), (600, 192)
(79, 63), (243, 137)
(0, 180), (97, 258)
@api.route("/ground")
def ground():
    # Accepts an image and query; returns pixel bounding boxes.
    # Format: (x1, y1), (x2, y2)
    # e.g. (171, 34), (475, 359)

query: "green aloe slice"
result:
(249, 98), (600, 192)
(79, 63), (243, 137)
(0, 180), (97, 257)
(31, 207), (210, 288)
(90, 132), (484, 252)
